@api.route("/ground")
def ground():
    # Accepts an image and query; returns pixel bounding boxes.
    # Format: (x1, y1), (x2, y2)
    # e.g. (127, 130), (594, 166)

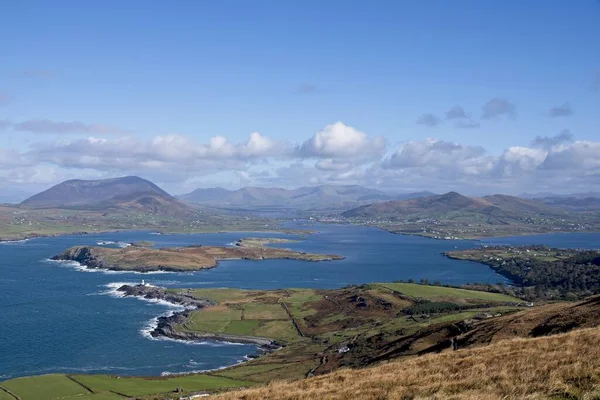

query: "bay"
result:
(1, 223), (598, 380)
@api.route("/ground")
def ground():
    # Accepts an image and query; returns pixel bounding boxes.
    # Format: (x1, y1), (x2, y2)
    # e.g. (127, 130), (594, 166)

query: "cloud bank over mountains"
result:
(0, 118), (598, 194)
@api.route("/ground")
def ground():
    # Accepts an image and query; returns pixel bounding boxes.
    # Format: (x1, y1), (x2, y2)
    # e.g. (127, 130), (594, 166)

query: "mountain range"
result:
(19, 176), (193, 216)
(342, 191), (567, 220)
(17, 176), (588, 221)
(178, 185), (435, 209)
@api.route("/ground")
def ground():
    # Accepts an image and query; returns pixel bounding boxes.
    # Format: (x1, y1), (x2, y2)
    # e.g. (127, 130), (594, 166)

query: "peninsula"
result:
(5, 282), (600, 400)
(51, 240), (344, 272)
(445, 245), (600, 299)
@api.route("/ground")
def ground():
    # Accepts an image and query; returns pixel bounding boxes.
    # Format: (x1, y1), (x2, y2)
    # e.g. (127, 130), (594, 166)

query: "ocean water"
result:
(1, 223), (599, 380)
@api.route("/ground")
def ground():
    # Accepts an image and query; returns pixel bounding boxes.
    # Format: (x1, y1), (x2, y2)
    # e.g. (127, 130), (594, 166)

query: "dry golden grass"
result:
(216, 326), (600, 400)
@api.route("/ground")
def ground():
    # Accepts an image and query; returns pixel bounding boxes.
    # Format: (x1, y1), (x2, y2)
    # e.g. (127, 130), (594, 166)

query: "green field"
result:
(177, 289), (301, 342)
(0, 389), (17, 400)
(0, 205), (289, 242)
(1, 374), (92, 400)
(4, 282), (529, 400)
(72, 374), (251, 397)
(374, 282), (520, 302)
(0, 373), (253, 400)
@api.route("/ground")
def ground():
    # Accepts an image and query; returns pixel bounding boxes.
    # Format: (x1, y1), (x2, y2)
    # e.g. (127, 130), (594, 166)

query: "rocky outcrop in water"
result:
(52, 246), (107, 269)
(117, 284), (214, 308)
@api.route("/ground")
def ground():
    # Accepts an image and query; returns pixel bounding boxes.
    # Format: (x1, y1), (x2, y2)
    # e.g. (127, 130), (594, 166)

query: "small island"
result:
(235, 237), (300, 248)
(52, 239), (344, 272)
(130, 240), (156, 248)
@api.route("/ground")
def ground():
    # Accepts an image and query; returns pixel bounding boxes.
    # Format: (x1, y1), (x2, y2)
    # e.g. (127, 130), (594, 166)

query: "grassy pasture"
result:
(71, 374), (251, 397)
(375, 282), (520, 302)
(1, 374), (90, 400)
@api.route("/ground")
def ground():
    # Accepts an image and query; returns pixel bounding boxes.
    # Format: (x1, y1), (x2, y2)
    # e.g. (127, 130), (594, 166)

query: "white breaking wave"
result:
(0, 238), (30, 244)
(43, 258), (174, 275)
(117, 241), (132, 248)
(160, 356), (251, 376)
(99, 282), (136, 298)
(96, 241), (117, 245)
(101, 281), (251, 352)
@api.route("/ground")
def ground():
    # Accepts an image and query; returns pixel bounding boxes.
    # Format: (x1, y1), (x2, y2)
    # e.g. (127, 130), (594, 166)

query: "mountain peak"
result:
(20, 176), (189, 215)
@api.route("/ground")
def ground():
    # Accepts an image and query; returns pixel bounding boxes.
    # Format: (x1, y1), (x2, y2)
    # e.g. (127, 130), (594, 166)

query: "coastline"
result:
(0, 227), (315, 243)
(365, 224), (600, 241)
(5, 217), (600, 243)
(117, 284), (281, 352)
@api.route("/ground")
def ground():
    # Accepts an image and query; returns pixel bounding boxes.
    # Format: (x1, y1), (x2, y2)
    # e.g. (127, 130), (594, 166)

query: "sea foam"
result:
(43, 258), (174, 275)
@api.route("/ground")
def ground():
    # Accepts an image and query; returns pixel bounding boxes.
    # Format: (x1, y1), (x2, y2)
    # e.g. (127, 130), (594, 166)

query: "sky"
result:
(1, 0), (599, 197)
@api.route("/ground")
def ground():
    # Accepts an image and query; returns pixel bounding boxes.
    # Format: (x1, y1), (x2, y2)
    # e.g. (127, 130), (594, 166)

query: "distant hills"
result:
(534, 196), (600, 212)
(178, 185), (435, 210)
(342, 191), (566, 220)
(18, 178), (438, 215)
(20, 176), (193, 216)
(520, 191), (600, 200)
(518, 192), (600, 212)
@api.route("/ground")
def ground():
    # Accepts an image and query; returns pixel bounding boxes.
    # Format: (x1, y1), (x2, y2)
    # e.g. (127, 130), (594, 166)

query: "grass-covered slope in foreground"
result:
(0, 283), (524, 400)
(146, 283), (526, 389)
(6, 285), (600, 400)
(215, 325), (600, 400)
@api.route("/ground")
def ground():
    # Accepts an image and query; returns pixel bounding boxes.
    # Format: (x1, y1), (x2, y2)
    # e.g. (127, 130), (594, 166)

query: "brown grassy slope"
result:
(458, 295), (600, 348)
(215, 326), (600, 400)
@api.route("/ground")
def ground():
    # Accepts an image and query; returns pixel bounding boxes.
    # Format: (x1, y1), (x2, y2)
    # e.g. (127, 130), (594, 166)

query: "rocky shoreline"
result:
(117, 284), (280, 351)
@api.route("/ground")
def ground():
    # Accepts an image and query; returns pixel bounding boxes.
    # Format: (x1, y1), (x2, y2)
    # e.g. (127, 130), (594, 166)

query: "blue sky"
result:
(0, 1), (599, 195)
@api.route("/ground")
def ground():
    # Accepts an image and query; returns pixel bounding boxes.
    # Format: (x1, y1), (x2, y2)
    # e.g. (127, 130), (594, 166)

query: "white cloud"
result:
(315, 159), (353, 171)
(540, 141), (600, 171)
(297, 122), (386, 160)
(383, 139), (490, 176)
(375, 136), (600, 193)
(29, 132), (285, 173)
(0, 119), (600, 194)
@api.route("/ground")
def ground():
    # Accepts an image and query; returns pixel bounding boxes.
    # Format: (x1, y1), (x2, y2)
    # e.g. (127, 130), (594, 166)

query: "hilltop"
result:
(342, 191), (563, 219)
(340, 191), (599, 239)
(19, 176), (192, 216)
(179, 185), (433, 210)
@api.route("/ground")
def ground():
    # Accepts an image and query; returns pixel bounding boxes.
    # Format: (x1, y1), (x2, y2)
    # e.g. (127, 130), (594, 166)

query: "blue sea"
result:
(1, 223), (599, 380)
